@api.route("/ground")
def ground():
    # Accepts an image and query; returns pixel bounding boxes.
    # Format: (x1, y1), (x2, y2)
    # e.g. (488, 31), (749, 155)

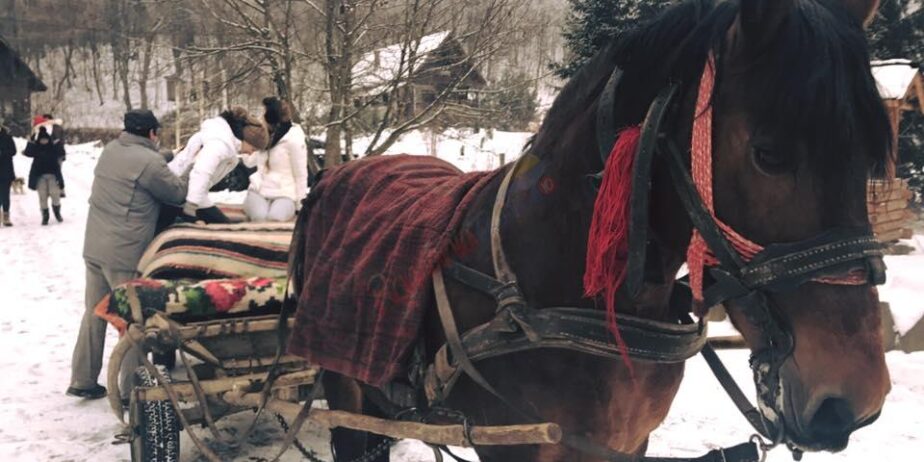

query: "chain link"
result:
(274, 412), (326, 462)
(274, 412), (396, 462)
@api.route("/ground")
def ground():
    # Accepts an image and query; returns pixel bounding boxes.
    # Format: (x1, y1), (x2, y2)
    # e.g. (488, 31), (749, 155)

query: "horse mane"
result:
(533, 0), (891, 174)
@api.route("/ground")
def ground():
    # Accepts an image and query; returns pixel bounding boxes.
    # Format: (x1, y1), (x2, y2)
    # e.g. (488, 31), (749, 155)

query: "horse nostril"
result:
(809, 397), (856, 443)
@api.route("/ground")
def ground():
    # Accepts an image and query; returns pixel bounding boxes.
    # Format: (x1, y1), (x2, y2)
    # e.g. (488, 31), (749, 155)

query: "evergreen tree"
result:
(554, 0), (668, 78)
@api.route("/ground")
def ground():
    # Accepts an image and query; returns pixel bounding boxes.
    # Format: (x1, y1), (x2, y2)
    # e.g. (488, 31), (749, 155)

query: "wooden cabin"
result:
(352, 31), (487, 126)
(0, 34), (46, 136)
(868, 60), (923, 243)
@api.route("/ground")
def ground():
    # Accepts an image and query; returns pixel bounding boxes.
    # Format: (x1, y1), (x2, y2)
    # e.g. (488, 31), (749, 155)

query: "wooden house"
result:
(0, 34), (46, 136)
(352, 31), (487, 125)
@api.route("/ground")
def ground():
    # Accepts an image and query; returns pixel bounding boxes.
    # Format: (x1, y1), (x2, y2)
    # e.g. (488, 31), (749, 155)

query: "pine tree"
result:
(554, 0), (668, 78)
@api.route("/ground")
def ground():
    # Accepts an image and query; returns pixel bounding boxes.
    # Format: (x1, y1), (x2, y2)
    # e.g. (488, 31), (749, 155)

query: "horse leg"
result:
(322, 372), (391, 462)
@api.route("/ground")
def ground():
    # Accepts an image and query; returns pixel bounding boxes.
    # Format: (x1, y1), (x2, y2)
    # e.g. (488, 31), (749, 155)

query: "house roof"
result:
(871, 59), (920, 100)
(352, 31), (452, 96)
(0, 34), (47, 92)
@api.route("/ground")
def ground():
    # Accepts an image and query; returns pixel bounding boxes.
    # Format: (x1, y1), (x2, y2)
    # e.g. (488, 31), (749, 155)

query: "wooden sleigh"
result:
(106, 221), (561, 462)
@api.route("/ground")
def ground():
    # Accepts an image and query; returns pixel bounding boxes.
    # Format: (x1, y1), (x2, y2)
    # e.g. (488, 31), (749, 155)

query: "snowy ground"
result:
(0, 139), (922, 461)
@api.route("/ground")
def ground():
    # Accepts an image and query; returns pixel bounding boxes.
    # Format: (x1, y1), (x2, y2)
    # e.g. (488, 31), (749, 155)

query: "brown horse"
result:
(314, 0), (892, 460)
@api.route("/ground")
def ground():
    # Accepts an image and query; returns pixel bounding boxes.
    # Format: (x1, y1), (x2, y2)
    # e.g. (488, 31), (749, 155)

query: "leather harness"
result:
(422, 56), (887, 461)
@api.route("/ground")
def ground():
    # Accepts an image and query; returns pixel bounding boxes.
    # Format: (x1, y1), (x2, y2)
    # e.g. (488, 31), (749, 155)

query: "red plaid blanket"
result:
(287, 155), (501, 386)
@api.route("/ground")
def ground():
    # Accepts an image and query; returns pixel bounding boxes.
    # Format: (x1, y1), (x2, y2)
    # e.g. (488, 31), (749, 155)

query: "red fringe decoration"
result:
(584, 126), (642, 375)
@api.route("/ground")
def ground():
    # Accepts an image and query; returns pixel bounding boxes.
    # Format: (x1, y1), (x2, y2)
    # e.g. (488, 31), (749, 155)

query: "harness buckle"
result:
(749, 434), (773, 462)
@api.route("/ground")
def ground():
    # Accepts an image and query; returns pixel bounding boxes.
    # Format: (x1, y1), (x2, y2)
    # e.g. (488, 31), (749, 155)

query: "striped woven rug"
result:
(138, 222), (294, 280)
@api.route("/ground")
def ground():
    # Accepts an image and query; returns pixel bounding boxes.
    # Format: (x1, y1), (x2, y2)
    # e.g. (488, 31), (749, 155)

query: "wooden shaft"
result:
(138, 369), (317, 402)
(708, 335), (747, 350)
(225, 393), (562, 447)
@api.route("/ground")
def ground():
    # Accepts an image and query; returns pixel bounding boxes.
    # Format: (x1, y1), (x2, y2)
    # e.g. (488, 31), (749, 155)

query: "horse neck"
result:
(497, 75), (686, 319)
(501, 99), (679, 318)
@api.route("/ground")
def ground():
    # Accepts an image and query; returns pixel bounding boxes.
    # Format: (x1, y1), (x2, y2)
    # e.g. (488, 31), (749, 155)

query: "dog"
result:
(11, 177), (25, 195)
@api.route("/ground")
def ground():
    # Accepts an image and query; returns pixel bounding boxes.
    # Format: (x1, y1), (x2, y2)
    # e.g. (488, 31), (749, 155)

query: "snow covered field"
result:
(0, 138), (922, 461)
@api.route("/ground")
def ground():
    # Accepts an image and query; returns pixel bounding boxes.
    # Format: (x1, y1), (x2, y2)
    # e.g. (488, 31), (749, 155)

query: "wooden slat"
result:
(867, 186), (912, 203)
(868, 198), (910, 214)
(137, 369), (317, 402)
(869, 209), (913, 225)
(176, 316), (296, 340)
(221, 355), (307, 370)
(876, 228), (913, 243)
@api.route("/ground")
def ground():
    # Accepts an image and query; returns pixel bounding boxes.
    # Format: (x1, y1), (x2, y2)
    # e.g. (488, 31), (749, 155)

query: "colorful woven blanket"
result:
(95, 276), (288, 333)
(287, 155), (501, 387)
(138, 222), (294, 280)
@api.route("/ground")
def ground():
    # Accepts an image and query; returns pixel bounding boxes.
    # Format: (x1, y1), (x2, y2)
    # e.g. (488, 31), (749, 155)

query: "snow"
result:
(0, 138), (922, 461)
(870, 60), (920, 100)
(353, 128), (531, 171)
(882, 256), (924, 336)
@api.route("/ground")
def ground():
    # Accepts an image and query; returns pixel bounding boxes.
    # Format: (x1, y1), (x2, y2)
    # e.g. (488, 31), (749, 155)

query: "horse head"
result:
(704, 0), (890, 452)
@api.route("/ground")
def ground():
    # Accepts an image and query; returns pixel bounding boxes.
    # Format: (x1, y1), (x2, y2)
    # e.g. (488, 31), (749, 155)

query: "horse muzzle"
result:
(783, 392), (883, 453)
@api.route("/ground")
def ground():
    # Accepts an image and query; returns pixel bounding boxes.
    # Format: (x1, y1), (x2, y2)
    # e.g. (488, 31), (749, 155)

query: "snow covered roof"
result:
(352, 31), (451, 96)
(871, 59), (921, 100)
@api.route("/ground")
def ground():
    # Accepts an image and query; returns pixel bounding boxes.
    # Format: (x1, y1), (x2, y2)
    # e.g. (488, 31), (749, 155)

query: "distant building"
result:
(352, 31), (487, 125)
(868, 60), (922, 243)
(0, 34), (46, 136)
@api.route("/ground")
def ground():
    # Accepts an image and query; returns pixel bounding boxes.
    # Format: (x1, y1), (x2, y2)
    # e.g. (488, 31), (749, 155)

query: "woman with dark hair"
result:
(167, 107), (270, 224)
(24, 126), (66, 225)
(242, 97), (308, 222)
(0, 123), (15, 226)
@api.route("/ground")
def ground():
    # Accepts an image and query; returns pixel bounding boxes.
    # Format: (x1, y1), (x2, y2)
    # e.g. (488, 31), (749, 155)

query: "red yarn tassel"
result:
(584, 126), (641, 375)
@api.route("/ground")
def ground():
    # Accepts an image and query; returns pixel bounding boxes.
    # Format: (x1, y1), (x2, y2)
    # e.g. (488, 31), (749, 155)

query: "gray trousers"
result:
(71, 261), (143, 398)
(37, 174), (61, 209)
(243, 191), (296, 222)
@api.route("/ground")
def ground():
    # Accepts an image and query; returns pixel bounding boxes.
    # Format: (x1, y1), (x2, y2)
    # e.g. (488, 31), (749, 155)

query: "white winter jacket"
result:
(243, 124), (308, 206)
(168, 116), (242, 208)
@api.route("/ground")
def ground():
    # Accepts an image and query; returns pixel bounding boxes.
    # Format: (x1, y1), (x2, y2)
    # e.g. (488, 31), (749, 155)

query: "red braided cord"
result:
(685, 55), (864, 309)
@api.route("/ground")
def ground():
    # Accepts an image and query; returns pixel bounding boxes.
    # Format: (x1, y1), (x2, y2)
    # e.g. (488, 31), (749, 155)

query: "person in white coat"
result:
(167, 107), (269, 225)
(242, 97), (308, 222)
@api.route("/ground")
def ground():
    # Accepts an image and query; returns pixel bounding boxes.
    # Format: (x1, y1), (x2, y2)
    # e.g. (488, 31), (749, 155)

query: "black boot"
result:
(41, 209), (49, 226)
(52, 205), (63, 223)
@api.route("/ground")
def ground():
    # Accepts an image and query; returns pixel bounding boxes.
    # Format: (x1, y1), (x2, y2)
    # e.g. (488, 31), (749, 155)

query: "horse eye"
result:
(752, 146), (791, 175)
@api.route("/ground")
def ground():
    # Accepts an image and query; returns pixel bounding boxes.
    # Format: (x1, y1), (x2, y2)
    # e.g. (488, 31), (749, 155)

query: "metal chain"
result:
(273, 412), (397, 462)
(274, 412), (326, 462)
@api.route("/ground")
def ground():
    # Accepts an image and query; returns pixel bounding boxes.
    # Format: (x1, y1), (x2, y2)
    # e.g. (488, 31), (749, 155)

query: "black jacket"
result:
(23, 140), (65, 190)
(0, 130), (15, 182)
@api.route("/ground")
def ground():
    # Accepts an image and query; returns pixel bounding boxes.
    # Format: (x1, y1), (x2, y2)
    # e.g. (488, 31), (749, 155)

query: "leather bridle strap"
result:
(662, 138), (745, 271)
(597, 67), (625, 162)
(623, 84), (679, 297)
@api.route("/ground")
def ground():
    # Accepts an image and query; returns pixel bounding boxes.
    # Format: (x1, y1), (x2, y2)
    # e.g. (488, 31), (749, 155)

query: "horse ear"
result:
(840, 0), (880, 27)
(736, 0), (795, 50)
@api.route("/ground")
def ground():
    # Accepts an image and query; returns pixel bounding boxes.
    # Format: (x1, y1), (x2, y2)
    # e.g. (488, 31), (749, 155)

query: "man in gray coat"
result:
(68, 110), (187, 399)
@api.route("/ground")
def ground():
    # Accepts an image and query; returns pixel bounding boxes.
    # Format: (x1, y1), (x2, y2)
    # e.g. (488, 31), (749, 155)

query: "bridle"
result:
(420, 48), (887, 462)
(594, 50), (886, 453)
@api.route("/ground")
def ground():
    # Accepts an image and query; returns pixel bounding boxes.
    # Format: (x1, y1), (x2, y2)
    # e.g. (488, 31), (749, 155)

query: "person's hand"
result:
(182, 202), (198, 217)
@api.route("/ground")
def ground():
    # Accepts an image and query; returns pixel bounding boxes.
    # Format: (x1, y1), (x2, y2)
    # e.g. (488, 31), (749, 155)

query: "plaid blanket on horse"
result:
(287, 155), (501, 387)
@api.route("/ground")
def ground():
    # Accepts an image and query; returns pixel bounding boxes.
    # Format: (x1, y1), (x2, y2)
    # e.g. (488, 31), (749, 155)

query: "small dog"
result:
(11, 177), (25, 195)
